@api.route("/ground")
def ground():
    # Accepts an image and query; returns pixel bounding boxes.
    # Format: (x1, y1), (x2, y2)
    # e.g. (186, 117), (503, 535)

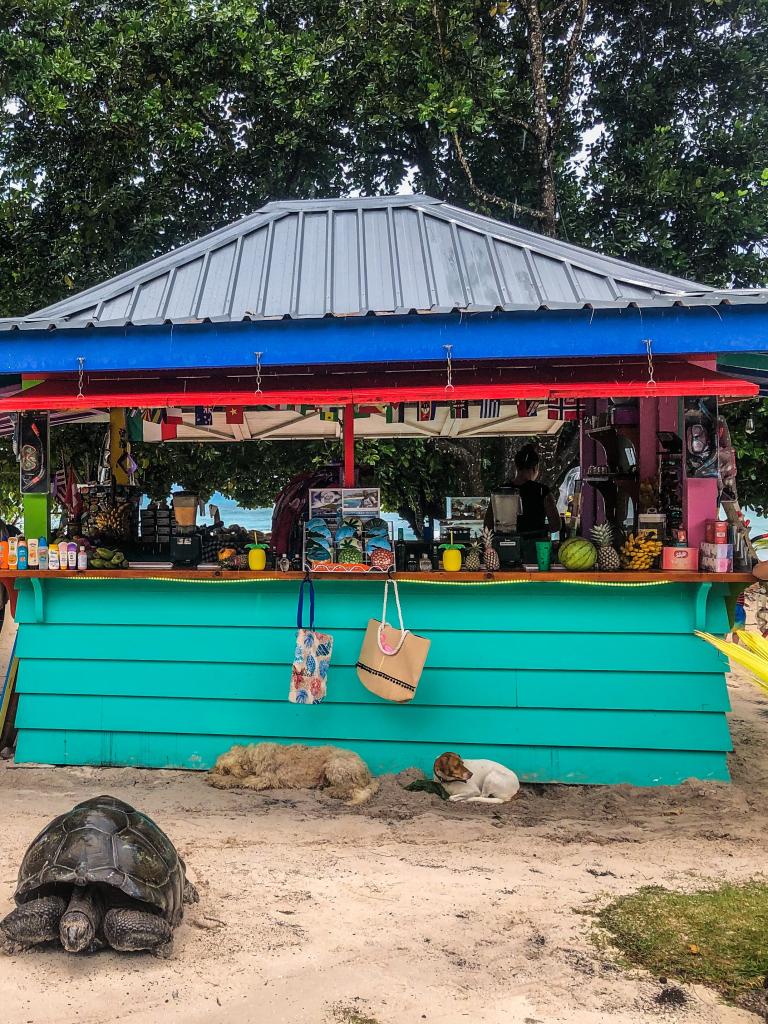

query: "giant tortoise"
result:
(0, 795), (198, 954)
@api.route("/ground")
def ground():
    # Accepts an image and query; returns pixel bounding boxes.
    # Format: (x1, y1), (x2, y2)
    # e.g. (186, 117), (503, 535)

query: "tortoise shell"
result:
(14, 795), (186, 926)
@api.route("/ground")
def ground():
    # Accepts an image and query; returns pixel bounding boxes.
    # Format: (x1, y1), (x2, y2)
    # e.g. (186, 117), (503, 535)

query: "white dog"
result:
(433, 751), (520, 804)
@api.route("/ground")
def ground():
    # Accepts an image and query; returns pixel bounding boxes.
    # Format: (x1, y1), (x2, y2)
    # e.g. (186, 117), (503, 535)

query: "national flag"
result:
(126, 408), (144, 443)
(386, 403), (406, 424)
(319, 407), (340, 422)
(479, 399), (501, 419)
(547, 398), (584, 421)
(355, 404), (385, 419)
(225, 406), (245, 424)
(63, 464), (83, 516)
(53, 455), (67, 504)
(142, 408), (164, 424)
(516, 400), (541, 417)
(161, 420), (178, 441)
(194, 406), (213, 426)
(165, 407), (184, 425)
(418, 401), (436, 422)
(450, 401), (469, 419)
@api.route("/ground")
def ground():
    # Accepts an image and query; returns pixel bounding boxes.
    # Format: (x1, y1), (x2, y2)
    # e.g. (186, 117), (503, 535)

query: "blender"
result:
(490, 487), (523, 567)
(170, 492), (202, 567)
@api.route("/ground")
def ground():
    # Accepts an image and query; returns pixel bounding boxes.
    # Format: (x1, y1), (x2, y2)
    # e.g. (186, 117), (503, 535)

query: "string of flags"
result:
(124, 398), (585, 440)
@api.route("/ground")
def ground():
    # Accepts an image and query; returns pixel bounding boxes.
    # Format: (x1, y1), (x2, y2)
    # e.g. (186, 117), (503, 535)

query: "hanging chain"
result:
(254, 351), (263, 394)
(77, 356), (85, 398)
(443, 344), (454, 392)
(643, 338), (657, 388)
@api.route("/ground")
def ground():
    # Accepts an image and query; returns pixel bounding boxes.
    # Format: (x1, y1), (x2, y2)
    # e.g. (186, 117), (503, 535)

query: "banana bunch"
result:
(620, 531), (662, 570)
(94, 502), (131, 534)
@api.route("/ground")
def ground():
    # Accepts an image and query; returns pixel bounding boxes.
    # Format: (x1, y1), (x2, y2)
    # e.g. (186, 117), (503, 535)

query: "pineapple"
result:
(590, 523), (621, 571)
(464, 538), (482, 571)
(482, 527), (500, 571)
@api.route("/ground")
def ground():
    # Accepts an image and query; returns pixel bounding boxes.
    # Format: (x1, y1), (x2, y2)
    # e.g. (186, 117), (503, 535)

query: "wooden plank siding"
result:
(11, 576), (734, 785)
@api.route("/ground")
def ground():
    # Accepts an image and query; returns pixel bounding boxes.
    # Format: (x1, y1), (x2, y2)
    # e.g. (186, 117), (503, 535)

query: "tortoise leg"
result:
(183, 877), (199, 905)
(103, 908), (173, 953)
(59, 885), (103, 953)
(0, 895), (67, 952)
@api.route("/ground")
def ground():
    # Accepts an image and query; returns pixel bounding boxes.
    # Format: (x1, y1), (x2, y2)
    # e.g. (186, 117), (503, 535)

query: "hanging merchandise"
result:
(356, 578), (431, 703)
(289, 577), (333, 705)
(684, 397), (718, 478)
(18, 412), (49, 494)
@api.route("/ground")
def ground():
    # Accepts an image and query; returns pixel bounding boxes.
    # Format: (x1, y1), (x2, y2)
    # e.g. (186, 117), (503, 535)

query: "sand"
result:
(2, 612), (768, 1022)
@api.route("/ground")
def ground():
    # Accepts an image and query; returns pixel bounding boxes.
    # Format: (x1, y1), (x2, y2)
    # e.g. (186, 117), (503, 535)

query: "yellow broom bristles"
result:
(695, 630), (768, 696)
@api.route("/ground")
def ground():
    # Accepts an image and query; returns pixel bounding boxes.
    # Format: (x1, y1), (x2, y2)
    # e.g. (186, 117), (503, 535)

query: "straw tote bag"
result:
(356, 578), (430, 703)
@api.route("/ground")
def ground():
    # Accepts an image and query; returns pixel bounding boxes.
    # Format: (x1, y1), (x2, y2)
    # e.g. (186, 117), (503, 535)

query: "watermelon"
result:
(558, 537), (597, 571)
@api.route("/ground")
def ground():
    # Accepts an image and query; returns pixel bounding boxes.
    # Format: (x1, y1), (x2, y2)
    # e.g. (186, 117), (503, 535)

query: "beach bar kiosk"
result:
(0, 195), (765, 785)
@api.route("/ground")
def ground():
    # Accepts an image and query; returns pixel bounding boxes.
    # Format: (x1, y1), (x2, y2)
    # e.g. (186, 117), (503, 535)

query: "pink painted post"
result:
(638, 398), (658, 482)
(686, 478), (718, 549)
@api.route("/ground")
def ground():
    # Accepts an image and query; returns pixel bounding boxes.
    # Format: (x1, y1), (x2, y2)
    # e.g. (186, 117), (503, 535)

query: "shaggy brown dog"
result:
(207, 742), (379, 805)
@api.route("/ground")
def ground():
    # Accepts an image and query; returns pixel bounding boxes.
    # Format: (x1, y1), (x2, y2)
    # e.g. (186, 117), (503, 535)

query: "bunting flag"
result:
(386, 403), (406, 424)
(142, 408), (164, 424)
(547, 398), (584, 421)
(479, 399), (501, 419)
(418, 401), (437, 422)
(194, 406), (213, 426)
(161, 420), (178, 440)
(225, 406), (245, 424)
(516, 400), (541, 418)
(355, 404), (385, 419)
(450, 401), (469, 419)
(126, 408), (144, 443)
(319, 407), (340, 422)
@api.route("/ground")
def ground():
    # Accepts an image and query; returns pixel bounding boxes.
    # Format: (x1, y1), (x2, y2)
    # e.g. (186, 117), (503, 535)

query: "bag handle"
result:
(378, 577), (409, 655)
(297, 574), (315, 630)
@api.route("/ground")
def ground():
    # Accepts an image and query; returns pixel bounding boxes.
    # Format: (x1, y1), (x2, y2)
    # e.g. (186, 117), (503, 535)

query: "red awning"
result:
(0, 360), (757, 411)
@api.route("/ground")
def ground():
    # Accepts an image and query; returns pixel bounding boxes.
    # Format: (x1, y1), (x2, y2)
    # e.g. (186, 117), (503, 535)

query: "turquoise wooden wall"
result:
(11, 577), (734, 785)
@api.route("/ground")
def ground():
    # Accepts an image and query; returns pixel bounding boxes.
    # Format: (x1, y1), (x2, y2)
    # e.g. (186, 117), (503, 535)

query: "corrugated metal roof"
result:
(2, 193), (754, 332)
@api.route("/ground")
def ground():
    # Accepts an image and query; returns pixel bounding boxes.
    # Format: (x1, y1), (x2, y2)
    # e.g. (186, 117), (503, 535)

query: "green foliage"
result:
(597, 882), (768, 1001)
(725, 398), (768, 516)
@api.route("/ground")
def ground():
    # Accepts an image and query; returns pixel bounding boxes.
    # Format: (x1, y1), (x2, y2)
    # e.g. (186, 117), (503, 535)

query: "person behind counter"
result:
(485, 444), (561, 563)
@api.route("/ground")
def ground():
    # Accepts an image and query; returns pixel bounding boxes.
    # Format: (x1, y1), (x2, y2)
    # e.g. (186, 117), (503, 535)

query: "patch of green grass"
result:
(330, 1003), (382, 1024)
(597, 881), (768, 1000)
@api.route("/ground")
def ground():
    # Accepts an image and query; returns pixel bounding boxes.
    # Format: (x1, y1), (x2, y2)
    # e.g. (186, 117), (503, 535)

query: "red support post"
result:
(344, 404), (355, 487)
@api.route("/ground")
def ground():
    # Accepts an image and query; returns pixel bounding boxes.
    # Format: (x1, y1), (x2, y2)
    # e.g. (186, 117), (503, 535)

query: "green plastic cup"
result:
(535, 540), (552, 571)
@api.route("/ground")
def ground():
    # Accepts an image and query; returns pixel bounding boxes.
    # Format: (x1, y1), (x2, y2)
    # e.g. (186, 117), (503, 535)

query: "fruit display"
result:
(620, 531), (663, 570)
(481, 527), (500, 571)
(558, 537), (598, 571)
(89, 546), (129, 570)
(464, 539), (482, 571)
(590, 523), (621, 571)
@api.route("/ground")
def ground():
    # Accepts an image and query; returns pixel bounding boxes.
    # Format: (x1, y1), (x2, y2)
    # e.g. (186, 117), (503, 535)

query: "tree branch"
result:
(451, 131), (548, 221)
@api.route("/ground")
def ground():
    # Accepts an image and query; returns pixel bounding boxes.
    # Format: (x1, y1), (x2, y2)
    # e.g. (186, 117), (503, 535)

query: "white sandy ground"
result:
(1, 606), (768, 1023)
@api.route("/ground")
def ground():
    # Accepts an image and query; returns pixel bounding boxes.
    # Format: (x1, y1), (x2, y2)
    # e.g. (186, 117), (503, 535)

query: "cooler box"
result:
(662, 547), (698, 571)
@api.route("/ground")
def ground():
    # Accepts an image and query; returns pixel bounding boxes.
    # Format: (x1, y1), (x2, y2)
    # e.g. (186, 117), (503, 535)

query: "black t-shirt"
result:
(514, 480), (551, 537)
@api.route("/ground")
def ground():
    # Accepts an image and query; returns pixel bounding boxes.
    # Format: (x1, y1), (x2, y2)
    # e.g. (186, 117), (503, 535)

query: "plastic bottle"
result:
(58, 540), (69, 570)
(0, 541), (8, 570)
(27, 537), (39, 568)
(67, 543), (77, 570)
(77, 546), (88, 571)
(17, 539), (28, 570)
(48, 545), (60, 571)
(8, 537), (18, 569)
(38, 542), (49, 571)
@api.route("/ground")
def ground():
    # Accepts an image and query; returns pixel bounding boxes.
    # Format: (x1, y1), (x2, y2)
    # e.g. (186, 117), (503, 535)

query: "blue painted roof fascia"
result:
(0, 304), (767, 375)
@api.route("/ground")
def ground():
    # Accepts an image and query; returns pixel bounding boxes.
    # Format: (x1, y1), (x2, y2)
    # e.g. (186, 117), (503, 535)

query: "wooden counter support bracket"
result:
(30, 577), (45, 623)
(694, 583), (712, 632)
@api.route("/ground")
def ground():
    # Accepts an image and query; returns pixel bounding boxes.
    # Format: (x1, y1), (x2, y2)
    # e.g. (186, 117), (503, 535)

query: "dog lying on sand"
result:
(207, 742), (379, 805)
(433, 751), (520, 804)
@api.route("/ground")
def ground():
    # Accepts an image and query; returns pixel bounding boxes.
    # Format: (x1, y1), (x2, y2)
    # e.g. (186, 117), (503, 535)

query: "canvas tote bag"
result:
(289, 576), (333, 704)
(356, 578), (430, 703)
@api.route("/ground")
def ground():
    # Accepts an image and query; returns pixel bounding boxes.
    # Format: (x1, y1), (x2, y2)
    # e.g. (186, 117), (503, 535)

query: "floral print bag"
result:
(289, 576), (333, 704)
